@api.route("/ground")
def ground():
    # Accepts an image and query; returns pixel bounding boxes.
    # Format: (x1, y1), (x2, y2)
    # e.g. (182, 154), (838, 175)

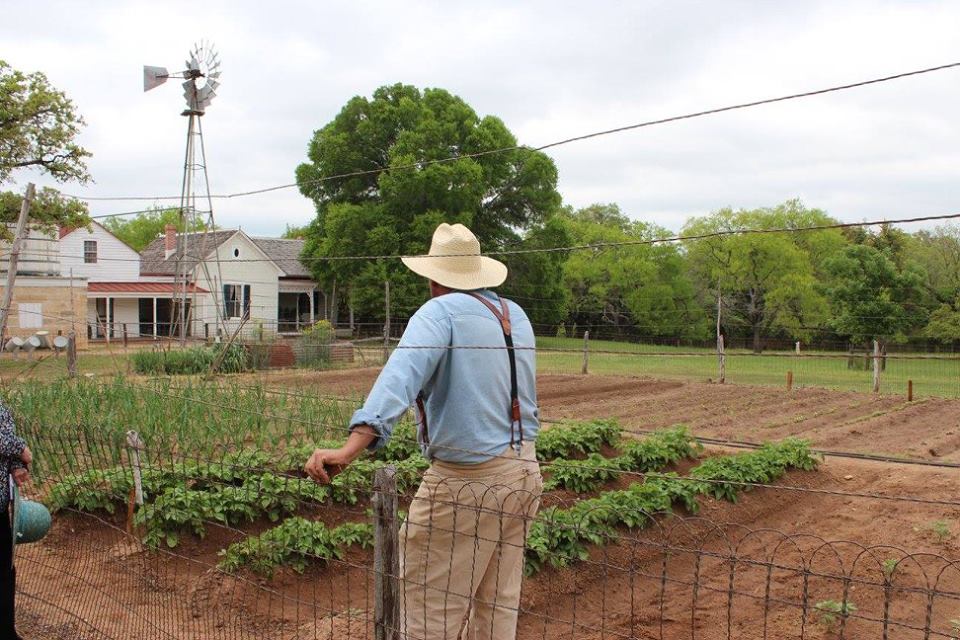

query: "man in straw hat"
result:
(306, 222), (542, 640)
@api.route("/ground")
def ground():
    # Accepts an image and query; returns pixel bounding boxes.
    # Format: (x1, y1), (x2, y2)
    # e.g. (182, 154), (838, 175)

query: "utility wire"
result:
(5, 210), (960, 263)
(60, 61), (960, 204)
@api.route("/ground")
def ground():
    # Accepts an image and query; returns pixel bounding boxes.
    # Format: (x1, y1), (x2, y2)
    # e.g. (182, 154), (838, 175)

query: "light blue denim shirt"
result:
(349, 289), (539, 463)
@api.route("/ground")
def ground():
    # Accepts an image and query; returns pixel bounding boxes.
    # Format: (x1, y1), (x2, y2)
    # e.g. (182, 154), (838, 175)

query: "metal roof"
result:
(88, 282), (210, 294)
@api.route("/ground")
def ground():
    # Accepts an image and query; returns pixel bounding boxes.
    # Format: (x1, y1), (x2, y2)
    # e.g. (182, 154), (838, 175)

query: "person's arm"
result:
(304, 425), (376, 483)
(0, 405), (27, 461)
(305, 307), (450, 483)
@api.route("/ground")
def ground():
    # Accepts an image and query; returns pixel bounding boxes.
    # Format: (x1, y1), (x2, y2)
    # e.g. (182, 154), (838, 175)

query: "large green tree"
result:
(1, 60), (90, 184)
(559, 203), (707, 339)
(0, 187), (88, 241)
(295, 84), (561, 322)
(822, 244), (928, 348)
(102, 207), (212, 252)
(683, 200), (843, 352)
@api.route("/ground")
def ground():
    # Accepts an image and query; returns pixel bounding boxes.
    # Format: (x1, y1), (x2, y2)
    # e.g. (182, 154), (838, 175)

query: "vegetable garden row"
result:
(47, 418), (820, 578)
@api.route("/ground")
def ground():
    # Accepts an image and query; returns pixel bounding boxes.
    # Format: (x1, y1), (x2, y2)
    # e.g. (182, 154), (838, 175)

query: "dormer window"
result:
(84, 240), (98, 264)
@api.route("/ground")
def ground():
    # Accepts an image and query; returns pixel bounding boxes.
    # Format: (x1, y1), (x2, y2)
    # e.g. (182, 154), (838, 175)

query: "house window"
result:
(223, 284), (251, 319)
(84, 241), (98, 264)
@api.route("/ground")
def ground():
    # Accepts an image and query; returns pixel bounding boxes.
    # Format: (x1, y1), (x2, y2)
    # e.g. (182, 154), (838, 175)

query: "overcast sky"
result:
(6, 1), (960, 237)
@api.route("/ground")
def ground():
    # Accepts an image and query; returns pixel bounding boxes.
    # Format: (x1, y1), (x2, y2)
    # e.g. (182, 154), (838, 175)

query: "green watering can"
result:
(9, 480), (51, 560)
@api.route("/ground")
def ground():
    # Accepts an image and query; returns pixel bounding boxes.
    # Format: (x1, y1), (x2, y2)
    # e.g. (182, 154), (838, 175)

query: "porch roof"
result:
(88, 282), (210, 295)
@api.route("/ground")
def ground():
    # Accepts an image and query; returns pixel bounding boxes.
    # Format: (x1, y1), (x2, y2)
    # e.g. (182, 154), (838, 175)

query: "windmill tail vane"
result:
(143, 41), (222, 114)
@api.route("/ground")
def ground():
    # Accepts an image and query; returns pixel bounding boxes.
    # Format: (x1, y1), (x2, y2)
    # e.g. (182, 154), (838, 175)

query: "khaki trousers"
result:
(398, 442), (541, 640)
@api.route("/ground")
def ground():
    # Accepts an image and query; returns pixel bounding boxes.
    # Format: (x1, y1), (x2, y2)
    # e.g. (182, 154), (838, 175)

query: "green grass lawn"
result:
(536, 336), (960, 398)
(5, 337), (958, 399)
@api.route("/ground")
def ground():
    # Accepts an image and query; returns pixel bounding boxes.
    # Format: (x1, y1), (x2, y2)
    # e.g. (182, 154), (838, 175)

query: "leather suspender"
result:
(414, 292), (524, 454)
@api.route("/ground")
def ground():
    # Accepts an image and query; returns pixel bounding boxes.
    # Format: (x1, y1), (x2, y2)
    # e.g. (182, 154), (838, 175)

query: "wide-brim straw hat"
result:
(401, 223), (507, 290)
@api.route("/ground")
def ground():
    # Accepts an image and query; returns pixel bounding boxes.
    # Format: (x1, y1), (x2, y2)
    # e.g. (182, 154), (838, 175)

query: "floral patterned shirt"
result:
(0, 403), (26, 510)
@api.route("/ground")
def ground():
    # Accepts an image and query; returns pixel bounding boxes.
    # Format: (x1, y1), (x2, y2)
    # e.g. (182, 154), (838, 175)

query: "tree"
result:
(0, 187), (88, 241)
(499, 216), (572, 327)
(683, 201), (842, 352)
(296, 84), (561, 321)
(822, 244), (928, 348)
(904, 224), (960, 304)
(281, 223), (307, 239)
(1, 60), (90, 184)
(102, 207), (213, 252)
(559, 204), (708, 340)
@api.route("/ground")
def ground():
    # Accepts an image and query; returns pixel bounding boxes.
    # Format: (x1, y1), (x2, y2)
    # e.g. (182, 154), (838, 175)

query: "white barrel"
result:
(52, 335), (69, 350)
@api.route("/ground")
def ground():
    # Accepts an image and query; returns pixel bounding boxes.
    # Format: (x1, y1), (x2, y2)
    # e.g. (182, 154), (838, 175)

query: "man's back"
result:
(349, 289), (540, 463)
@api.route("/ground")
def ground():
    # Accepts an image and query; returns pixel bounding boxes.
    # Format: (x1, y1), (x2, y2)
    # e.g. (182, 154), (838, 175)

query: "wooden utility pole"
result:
(66, 331), (77, 378)
(373, 465), (399, 640)
(0, 183), (35, 346)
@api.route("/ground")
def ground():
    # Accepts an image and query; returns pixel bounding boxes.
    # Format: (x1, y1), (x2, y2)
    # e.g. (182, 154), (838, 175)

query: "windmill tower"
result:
(144, 42), (223, 345)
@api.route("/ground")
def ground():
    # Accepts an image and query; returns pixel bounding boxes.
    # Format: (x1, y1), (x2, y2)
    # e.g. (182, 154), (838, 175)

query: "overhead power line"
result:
(5, 210), (960, 264)
(60, 60), (960, 205)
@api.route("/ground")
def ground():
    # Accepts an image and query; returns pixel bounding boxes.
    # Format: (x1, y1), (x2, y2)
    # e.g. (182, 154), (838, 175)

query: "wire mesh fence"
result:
(11, 416), (960, 640)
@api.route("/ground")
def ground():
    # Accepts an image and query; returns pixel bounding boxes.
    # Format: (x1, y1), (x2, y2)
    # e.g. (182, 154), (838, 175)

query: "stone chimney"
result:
(164, 225), (177, 259)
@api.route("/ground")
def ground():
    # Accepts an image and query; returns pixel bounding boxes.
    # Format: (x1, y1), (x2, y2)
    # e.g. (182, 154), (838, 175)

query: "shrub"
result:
(132, 344), (249, 375)
(298, 320), (334, 368)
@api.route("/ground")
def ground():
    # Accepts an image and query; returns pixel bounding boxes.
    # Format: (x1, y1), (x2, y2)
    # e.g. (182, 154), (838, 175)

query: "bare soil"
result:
(18, 371), (960, 639)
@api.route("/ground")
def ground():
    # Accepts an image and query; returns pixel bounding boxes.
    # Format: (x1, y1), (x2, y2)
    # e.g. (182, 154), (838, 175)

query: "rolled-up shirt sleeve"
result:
(0, 405), (26, 459)
(349, 306), (451, 449)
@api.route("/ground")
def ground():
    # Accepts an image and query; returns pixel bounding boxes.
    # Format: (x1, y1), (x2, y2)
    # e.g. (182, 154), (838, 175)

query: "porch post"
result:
(105, 296), (111, 344)
(152, 297), (158, 339)
(310, 290), (315, 325)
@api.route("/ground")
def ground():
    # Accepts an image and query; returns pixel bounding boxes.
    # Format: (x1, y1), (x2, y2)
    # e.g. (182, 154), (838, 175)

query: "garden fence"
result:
(13, 420), (960, 640)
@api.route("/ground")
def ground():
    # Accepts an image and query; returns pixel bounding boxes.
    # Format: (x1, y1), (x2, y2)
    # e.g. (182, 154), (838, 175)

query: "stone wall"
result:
(0, 277), (89, 350)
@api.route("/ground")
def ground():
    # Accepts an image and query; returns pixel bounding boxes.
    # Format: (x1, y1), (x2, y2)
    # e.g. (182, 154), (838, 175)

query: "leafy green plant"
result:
(543, 427), (700, 492)
(814, 599), (856, 632)
(689, 439), (820, 502)
(536, 419), (622, 461)
(218, 517), (372, 576)
(298, 320), (334, 368)
(930, 520), (952, 544)
(882, 558), (899, 581)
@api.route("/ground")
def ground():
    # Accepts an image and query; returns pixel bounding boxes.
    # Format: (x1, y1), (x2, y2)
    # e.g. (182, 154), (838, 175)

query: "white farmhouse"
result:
(138, 226), (326, 339)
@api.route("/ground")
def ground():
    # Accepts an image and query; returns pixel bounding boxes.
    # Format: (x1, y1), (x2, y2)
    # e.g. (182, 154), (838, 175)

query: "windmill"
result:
(144, 42), (224, 345)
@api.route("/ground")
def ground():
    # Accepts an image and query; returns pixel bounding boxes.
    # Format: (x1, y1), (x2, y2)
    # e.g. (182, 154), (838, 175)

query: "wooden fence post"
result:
(717, 334), (726, 384)
(908, 379), (913, 402)
(66, 331), (77, 379)
(787, 370), (793, 391)
(125, 430), (145, 535)
(872, 340), (881, 393)
(581, 330), (589, 375)
(383, 280), (391, 366)
(373, 465), (399, 640)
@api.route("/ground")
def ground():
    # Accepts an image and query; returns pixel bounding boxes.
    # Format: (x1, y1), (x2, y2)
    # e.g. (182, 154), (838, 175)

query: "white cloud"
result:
(5, 0), (960, 236)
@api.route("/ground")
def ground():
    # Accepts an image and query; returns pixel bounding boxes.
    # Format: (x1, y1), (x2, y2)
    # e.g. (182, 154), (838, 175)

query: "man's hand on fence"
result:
(305, 449), (346, 484)
(12, 467), (29, 487)
(20, 446), (32, 467)
(305, 426), (378, 483)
